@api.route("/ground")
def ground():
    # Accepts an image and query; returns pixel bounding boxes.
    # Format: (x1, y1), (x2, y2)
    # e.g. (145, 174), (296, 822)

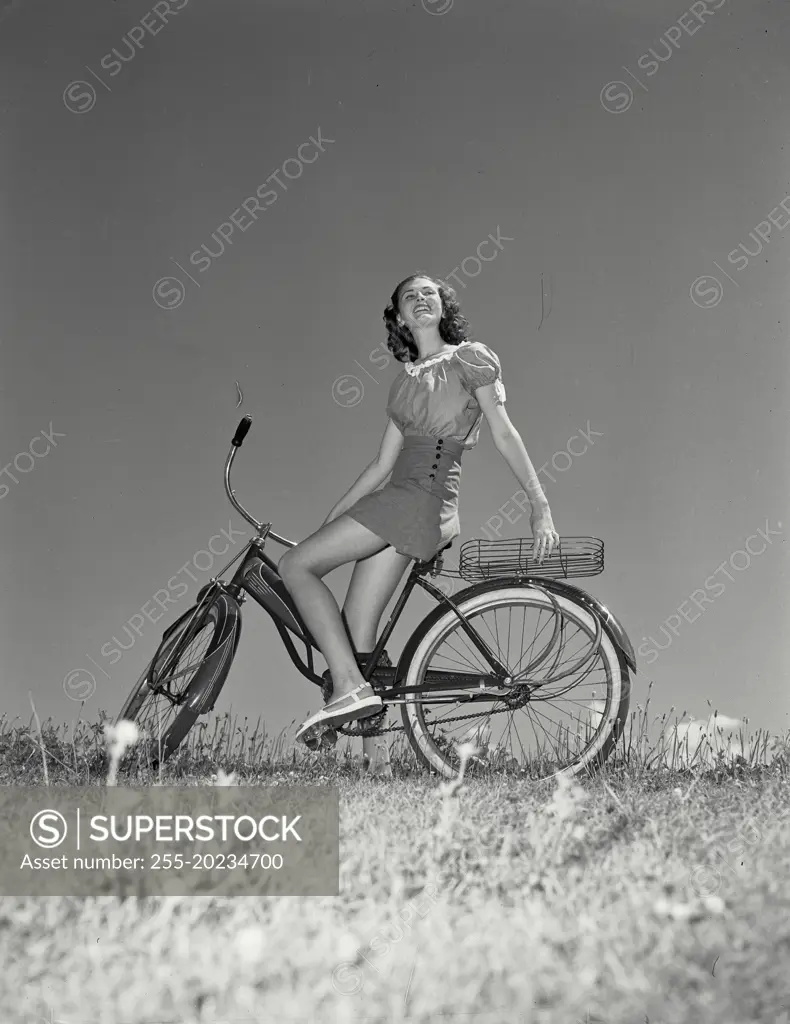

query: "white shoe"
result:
(295, 684), (383, 742)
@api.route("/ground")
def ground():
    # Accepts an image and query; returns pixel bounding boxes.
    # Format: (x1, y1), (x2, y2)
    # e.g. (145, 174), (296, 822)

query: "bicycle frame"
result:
(171, 416), (516, 698)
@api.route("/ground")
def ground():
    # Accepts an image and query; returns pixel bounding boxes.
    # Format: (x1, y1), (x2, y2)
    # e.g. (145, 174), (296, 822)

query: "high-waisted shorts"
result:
(344, 435), (464, 561)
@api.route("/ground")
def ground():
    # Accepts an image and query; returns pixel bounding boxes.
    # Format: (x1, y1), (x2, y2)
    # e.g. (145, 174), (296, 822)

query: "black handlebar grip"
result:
(232, 415), (252, 447)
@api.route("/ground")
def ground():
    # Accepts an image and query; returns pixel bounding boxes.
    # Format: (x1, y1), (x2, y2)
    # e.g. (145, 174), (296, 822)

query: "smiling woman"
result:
(277, 272), (560, 746)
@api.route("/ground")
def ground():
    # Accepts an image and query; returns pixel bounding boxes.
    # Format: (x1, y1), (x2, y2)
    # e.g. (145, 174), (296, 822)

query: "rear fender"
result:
(519, 576), (636, 672)
(397, 575), (635, 685)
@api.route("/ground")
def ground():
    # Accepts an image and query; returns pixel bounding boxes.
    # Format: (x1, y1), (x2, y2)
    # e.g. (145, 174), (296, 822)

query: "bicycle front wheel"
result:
(116, 591), (240, 767)
(400, 585), (630, 780)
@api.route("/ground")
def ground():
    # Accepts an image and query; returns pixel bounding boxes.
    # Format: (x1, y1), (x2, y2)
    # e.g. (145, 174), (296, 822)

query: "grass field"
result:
(1, 697), (789, 1024)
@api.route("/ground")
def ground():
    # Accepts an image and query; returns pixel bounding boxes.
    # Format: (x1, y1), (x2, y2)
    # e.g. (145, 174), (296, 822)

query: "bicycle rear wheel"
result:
(116, 590), (240, 767)
(400, 585), (630, 780)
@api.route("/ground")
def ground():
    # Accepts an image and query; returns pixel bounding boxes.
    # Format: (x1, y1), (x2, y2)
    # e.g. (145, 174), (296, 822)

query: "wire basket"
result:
(458, 536), (604, 582)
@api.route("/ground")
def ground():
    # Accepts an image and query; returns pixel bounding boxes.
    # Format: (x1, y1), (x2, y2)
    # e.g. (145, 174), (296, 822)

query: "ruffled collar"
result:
(403, 346), (461, 377)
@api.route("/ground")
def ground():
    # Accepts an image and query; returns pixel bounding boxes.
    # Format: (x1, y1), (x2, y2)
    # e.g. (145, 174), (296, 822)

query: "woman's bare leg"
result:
(343, 546), (412, 771)
(278, 516), (390, 702)
(343, 545), (413, 650)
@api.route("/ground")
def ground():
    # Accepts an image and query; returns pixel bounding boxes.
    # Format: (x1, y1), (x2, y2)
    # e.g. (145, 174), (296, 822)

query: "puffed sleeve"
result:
(454, 342), (507, 402)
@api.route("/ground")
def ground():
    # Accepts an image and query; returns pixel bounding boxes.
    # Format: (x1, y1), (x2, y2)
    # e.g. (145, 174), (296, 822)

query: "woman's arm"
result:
(474, 383), (559, 562)
(321, 418), (405, 526)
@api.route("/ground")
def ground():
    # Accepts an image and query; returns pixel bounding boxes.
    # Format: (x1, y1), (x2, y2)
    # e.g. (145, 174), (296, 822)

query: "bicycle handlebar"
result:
(224, 415), (296, 547)
(232, 415), (252, 447)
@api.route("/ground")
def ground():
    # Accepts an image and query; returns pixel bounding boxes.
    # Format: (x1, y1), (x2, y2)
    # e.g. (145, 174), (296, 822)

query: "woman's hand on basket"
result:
(530, 505), (560, 564)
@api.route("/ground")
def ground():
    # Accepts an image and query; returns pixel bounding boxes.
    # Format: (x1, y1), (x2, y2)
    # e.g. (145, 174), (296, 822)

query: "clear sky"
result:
(1, 0), (788, 745)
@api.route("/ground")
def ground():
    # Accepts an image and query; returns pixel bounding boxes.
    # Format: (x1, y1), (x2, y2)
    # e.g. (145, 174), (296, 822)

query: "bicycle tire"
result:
(116, 590), (241, 767)
(399, 585), (630, 781)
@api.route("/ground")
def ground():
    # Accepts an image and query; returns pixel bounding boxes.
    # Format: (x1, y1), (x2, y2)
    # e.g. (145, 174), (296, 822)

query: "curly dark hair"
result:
(383, 273), (472, 363)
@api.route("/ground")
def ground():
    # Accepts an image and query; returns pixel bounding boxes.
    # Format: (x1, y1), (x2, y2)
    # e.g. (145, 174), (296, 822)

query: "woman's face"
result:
(398, 277), (442, 331)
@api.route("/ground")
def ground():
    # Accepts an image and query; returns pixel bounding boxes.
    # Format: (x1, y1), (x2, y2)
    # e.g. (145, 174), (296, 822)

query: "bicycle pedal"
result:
(301, 728), (322, 751)
(319, 727), (338, 749)
(301, 721), (338, 751)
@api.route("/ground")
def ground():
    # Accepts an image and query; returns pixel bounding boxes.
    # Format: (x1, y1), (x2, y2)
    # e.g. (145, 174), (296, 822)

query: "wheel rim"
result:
(123, 604), (222, 761)
(404, 587), (626, 779)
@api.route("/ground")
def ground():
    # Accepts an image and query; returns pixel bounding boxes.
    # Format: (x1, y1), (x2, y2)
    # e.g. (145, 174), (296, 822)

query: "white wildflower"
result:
(456, 741), (478, 762)
(234, 925), (266, 964)
(701, 895), (726, 915)
(653, 897), (671, 916)
(336, 932), (360, 960)
(654, 898), (696, 921)
(547, 772), (587, 822)
(103, 720), (140, 760)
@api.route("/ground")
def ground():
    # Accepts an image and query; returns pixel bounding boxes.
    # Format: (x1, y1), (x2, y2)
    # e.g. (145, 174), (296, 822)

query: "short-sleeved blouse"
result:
(386, 341), (506, 450)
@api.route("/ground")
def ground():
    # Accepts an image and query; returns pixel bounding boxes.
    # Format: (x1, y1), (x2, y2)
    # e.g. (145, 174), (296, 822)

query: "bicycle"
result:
(116, 415), (637, 780)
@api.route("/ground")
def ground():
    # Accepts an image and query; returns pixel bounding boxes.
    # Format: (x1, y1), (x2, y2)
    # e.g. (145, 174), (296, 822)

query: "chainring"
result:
(337, 705), (388, 738)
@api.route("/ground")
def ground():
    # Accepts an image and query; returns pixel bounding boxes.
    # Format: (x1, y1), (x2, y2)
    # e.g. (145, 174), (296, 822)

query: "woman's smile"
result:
(398, 277), (442, 327)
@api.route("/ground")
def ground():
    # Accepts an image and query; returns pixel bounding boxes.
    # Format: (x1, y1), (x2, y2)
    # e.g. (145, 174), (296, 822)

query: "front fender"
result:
(421, 575), (636, 673)
(180, 589), (243, 714)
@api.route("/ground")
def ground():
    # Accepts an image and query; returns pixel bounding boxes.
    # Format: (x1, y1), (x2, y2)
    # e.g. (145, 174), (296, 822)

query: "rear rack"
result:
(457, 536), (604, 582)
